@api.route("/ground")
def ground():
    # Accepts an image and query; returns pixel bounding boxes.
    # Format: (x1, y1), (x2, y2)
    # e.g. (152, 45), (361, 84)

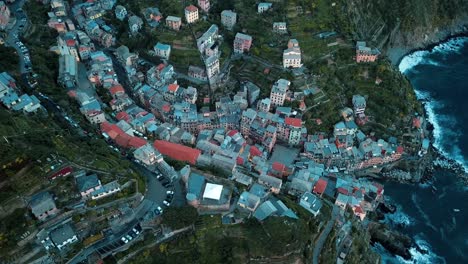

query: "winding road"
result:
(312, 205), (339, 264)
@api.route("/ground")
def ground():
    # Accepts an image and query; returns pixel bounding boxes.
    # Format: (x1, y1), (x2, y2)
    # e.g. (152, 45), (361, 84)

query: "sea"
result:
(375, 37), (468, 263)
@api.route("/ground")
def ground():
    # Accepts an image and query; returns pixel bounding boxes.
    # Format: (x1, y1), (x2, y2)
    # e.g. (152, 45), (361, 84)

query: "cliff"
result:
(342, 0), (468, 64)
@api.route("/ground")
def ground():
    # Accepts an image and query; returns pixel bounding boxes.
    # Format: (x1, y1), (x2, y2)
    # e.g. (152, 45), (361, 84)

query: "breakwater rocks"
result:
(369, 222), (412, 260)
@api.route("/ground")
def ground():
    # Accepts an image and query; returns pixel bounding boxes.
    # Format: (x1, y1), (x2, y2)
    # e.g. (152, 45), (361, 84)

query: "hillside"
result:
(341, 0), (468, 63)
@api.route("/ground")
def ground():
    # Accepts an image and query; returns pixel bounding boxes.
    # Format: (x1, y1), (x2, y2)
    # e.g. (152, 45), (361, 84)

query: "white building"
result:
(154, 42), (171, 59)
(270, 79), (290, 107)
(185, 5), (199, 24)
(221, 10), (236, 30)
(258, 2), (272, 13)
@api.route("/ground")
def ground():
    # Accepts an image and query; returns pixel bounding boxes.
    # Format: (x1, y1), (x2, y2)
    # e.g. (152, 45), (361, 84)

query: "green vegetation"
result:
(161, 206), (198, 230)
(0, 208), (35, 257)
(0, 45), (20, 74)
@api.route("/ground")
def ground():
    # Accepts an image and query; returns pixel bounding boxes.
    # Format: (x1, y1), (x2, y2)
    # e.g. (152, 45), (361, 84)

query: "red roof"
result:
(168, 84), (179, 92)
(313, 179), (328, 195)
(153, 140), (201, 165)
(110, 85), (125, 95)
(272, 162), (285, 172)
(66, 39), (76, 46)
(249, 146), (262, 157)
(162, 104), (171, 113)
(116, 111), (130, 122)
(115, 133), (131, 147)
(157, 63), (165, 71)
(353, 206), (364, 214)
(128, 137), (147, 149)
(285, 117), (302, 127)
(412, 117), (421, 128)
(50, 166), (73, 179)
(396, 146), (404, 154)
(236, 156), (244, 165)
(185, 5), (198, 12)
(227, 130), (238, 137)
(337, 187), (349, 195)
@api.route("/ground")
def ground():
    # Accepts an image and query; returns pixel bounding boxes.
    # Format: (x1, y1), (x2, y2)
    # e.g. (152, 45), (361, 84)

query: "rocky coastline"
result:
(368, 29), (468, 261)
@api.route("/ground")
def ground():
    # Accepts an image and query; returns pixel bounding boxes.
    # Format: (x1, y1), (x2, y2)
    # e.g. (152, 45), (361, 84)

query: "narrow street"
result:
(312, 206), (339, 264)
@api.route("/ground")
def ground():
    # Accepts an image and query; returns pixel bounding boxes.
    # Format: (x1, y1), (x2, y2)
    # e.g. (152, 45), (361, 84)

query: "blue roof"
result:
(0, 72), (15, 86)
(1, 91), (19, 105)
(76, 174), (100, 192)
(188, 173), (206, 198)
(155, 42), (170, 51)
(12, 94), (33, 111)
(249, 183), (268, 198)
(253, 201), (277, 221)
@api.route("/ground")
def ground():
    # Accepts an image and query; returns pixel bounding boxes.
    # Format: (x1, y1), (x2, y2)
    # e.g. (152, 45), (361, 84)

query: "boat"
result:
(431, 185), (438, 194)
(453, 209), (460, 212)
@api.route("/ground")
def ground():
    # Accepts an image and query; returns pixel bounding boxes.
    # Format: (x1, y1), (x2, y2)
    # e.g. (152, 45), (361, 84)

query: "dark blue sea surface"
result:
(377, 37), (468, 263)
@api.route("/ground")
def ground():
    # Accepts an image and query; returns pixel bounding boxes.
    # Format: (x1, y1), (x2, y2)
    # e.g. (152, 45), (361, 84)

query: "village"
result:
(0, 0), (429, 263)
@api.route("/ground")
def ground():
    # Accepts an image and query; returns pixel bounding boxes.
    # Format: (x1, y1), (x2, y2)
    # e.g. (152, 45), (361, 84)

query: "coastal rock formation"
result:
(344, 0), (468, 63)
(369, 222), (413, 260)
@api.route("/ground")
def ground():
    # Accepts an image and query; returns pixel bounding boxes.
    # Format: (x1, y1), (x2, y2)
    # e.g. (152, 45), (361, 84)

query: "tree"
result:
(162, 206), (198, 230)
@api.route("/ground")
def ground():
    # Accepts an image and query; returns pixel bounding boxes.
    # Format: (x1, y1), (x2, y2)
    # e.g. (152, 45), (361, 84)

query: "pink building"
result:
(197, 0), (210, 13)
(0, 1), (10, 30)
(356, 41), (379, 63)
(233, 33), (252, 54)
(185, 5), (199, 24)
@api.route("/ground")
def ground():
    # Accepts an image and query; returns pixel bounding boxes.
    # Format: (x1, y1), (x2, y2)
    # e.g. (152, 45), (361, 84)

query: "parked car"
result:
(156, 174), (164, 180)
(166, 190), (174, 195)
(132, 228), (140, 235)
(163, 200), (170, 206)
(121, 237), (129, 243)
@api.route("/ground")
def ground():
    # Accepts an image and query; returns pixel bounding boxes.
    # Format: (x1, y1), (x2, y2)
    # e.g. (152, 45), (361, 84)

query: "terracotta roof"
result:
(397, 146), (404, 154)
(236, 156), (244, 165)
(50, 166), (73, 179)
(110, 85), (125, 95)
(185, 5), (198, 12)
(227, 130), (238, 137)
(249, 146), (262, 157)
(128, 137), (147, 149)
(313, 179), (328, 195)
(272, 162), (285, 172)
(168, 84), (179, 92)
(66, 39), (76, 47)
(285, 117), (302, 127)
(353, 206), (364, 214)
(115, 111), (130, 122)
(412, 117), (421, 128)
(153, 140), (201, 165)
(162, 104), (171, 113)
(337, 187), (349, 195)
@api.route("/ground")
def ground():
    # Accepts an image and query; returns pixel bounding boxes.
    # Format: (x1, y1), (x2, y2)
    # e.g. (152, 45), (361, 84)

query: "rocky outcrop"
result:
(344, 0), (468, 64)
(368, 222), (413, 259)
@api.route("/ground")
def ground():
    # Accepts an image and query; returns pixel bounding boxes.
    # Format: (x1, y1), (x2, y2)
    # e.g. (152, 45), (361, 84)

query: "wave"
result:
(414, 90), (468, 172)
(399, 37), (468, 73)
(395, 236), (446, 264)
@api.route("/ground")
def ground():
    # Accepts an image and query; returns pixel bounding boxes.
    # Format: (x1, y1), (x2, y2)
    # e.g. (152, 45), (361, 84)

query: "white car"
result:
(166, 190), (174, 195)
(132, 228), (140, 235)
(163, 200), (170, 207)
(125, 235), (133, 241)
(121, 237), (129, 243)
(157, 206), (163, 213)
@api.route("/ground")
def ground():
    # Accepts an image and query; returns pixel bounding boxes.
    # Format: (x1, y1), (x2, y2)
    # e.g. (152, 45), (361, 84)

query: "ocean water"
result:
(378, 37), (468, 263)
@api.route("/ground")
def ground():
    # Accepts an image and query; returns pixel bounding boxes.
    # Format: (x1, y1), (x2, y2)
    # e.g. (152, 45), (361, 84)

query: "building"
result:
(114, 5), (127, 21)
(356, 41), (380, 63)
(205, 55), (219, 80)
(299, 192), (322, 217)
(196, 24), (218, 54)
(258, 174), (282, 194)
(143, 7), (162, 27)
(128, 15), (143, 34)
(166, 16), (181, 31)
(49, 223), (78, 251)
(270, 79), (290, 107)
(29, 192), (58, 221)
(257, 98), (271, 113)
(76, 174), (102, 198)
(202, 183), (223, 201)
(188, 65), (207, 80)
(185, 5), (199, 24)
(285, 117), (302, 145)
(238, 191), (261, 212)
(58, 55), (78, 89)
(154, 42), (171, 59)
(221, 10), (236, 30)
(91, 181), (121, 200)
(258, 2), (272, 13)
(154, 140), (201, 165)
(283, 39), (301, 68)
(313, 178), (328, 197)
(233, 33), (252, 54)
(0, 1), (10, 30)
(352, 95), (366, 116)
(134, 144), (163, 165)
(197, 0), (210, 13)
(273, 22), (287, 33)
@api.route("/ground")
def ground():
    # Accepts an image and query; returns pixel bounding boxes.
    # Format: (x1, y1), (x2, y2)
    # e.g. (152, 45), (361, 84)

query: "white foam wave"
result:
(396, 237), (446, 264)
(399, 37), (468, 73)
(416, 92), (468, 172)
(383, 200), (415, 228)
